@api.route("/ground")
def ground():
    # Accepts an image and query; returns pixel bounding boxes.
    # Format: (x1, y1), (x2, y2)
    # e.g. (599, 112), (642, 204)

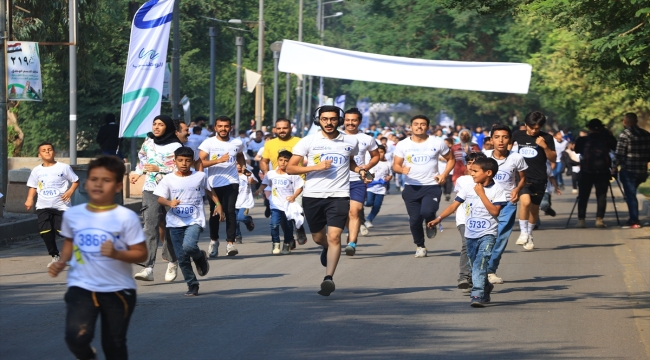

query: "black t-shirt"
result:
(512, 130), (555, 181)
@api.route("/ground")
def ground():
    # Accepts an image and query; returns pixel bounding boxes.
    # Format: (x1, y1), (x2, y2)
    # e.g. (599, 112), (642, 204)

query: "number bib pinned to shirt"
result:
(171, 205), (198, 218)
(466, 218), (490, 231)
(74, 229), (118, 260)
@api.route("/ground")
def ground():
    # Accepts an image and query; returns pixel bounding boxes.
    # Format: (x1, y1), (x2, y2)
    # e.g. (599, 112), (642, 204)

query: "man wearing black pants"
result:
(393, 115), (455, 258)
(199, 116), (246, 257)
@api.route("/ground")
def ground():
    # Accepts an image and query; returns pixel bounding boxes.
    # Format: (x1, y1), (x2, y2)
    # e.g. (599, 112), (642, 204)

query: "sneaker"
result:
(523, 236), (535, 251)
(595, 218), (607, 228)
(621, 221), (641, 229)
(272, 243), (281, 255)
(470, 296), (487, 308)
(364, 220), (374, 229)
(545, 207), (556, 217)
(484, 282), (495, 303)
(457, 278), (470, 290)
(572, 189), (578, 194)
(320, 247), (328, 267)
(164, 262), (178, 282)
(515, 233), (528, 245)
(226, 243), (239, 256)
(185, 284), (199, 297)
(414, 246), (427, 258)
(425, 224), (437, 239)
(576, 219), (586, 228)
(462, 286), (472, 294)
(208, 241), (219, 258)
(359, 224), (369, 236)
(47, 255), (60, 268)
(195, 250), (210, 276)
(488, 273), (503, 284)
(281, 243), (291, 255)
(235, 236), (243, 244)
(134, 267), (153, 281)
(345, 242), (357, 256)
(290, 239), (296, 250)
(296, 227), (308, 245)
(245, 219), (255, 231)
(318, 277), (335, 296)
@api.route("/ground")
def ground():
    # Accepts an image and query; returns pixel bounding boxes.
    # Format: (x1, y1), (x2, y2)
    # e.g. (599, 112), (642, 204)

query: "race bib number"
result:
(210, 152), (236, 164)
(172, 205), (198, 218)
(74, 229), (116, 260)
(40, 188), (61, 198)
(494, 171), (511, 182)
(519, 147), (538, 158)
(406, 154), (431, 165)
(320, 153), (346, 168)
(466, 218), (490, 231)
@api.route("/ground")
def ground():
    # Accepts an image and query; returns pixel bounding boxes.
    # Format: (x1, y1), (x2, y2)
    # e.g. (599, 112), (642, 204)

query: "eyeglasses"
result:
(319, 117), (339, 123)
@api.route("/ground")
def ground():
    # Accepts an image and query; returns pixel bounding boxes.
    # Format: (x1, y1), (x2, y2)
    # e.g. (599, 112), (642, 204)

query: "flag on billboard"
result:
(120, 0), (174, 138)
(7, 41), (42, 102)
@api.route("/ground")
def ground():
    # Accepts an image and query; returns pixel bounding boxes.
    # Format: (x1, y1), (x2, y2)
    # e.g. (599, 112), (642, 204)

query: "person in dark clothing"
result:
(574, 119), (617, 228)
(96, 114), (123, 158)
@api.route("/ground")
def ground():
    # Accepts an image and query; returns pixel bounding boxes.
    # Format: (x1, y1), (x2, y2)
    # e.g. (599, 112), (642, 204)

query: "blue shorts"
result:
(350, 181), (367, 203)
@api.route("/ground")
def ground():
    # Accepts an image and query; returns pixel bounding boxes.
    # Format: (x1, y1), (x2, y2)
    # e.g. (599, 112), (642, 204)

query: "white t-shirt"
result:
(454, 175), (475, 227)
(236, 174), (255, 209)
(262, 170), (304, 211)
(553, 139), (568, 162)
(345, 131), (378, 182)
(394, 136), (449, 186)
(484, 150), (528, 201)
(455, 180), (507, 239)
(61, 205), (145, 292)
(292, 131), (359, 198)
(199, 137), (244, 187)
(27, 162), (79, 211)
(367, 161), (391, 195)
(153, 172), (208, 228)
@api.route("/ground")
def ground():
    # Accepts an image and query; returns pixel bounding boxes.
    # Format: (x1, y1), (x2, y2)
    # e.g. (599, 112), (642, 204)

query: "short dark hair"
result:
(37, 142), (54, 152)
(465, 151), (487, 163)
(524, 111), (546, 127)
(410, 115), (430, 126)
(624, 112), (638, 124)
(318, 106), (341, 118)
(216, 115), (232, 124)
(174, 146), (195, 159)
(239, 130), (247, 135)
(275, 118), (291, 127)
(192, 126), (202, 134)
(278, 150), (293, 160)
(194, 116), (208, 123)
(344, 107), (363, 121)
(376, 145), (386, 152)
(473, 157), (499, 176)
(88, 156), (125, 182)
(173, 119), (185, 132)
(104, 113), (116, 124)
(491, 124), (512, 138)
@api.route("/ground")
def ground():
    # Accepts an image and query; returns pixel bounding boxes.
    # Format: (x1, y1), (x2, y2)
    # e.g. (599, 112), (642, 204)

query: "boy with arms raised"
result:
(25, 142), (80, 267)
(154, 147), (222, 296)
(428, 158), (507, 307)
(49, 156), (147, 359)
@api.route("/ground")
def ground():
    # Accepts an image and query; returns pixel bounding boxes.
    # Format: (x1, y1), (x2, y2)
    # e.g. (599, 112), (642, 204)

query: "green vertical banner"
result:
(7, 41), (43, 101)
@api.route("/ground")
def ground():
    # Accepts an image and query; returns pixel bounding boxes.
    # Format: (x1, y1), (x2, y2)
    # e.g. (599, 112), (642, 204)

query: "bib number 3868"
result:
(466, 218), (490, 230)
(74, 229), (116, 259)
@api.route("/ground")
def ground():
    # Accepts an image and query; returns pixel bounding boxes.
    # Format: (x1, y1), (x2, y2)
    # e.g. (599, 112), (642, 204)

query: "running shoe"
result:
(488, 273), (503, 284)
(545, 207), (556, 217)
(484, 282), (495, 303)
(296, 226), (308, 245)
(134, 267), (153, 281)
(272, 243), (281, 255)
(470, 296), (487, 308)
(425, 224), (437, 239)
(281, 243), (291, 255)
(185, 284), (199, 297)
(359, 224), (369, 236)
(523, 236), (535, 251)
(245, 219), (255, 231)
(515, 233), (528, 245)
(364, 220), (374, 229)
(47, 255), (60, 268)
(320, 247), (328, 267)
(195, 250), (210, 276)
(621, 221), (642, 229)
(575, 219), (586, 228)
(414, 247), (427, 258)
(226, 243), (239, 256)
(457, 278), (470, 290)
(345, 242), (356, 256)
(235, 236), (243, 244)
(164, 262), (178, 282)
(318, 277), (335, 296)
(595, 218), (607, 228)
(208, 241), (219, 258)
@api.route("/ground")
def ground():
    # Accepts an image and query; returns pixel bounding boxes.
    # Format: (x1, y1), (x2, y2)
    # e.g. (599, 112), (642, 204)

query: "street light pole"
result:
(255, 0), (264, 131)
(171, 0), (181, 120)
(0, 0), (7, 204)
(273, 50), (279, 124)
(285, 73), (290, 119)
(209, 27), (217, 126)
(298, 0), (305, 136)
(235, 36), (243, 133)
(69, 0), (77, 164)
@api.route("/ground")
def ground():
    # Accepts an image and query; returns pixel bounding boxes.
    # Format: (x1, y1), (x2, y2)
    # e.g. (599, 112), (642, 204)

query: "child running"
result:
(428, 157), (506, 307)
(256, 150), (304, 255)
(154, 147), (220, 296)
(364, 145), (392, 228)
(48, 156), (147, 360)
(25, 142), (80, 267)
(235, 163), (256, 244)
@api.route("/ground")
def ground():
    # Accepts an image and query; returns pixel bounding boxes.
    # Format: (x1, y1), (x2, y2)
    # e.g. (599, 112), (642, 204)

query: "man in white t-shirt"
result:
(287, 106), (364, 297)
(199, 115), (246, 258)
(483, 125), (528, 284)
(392, 115), (455, 258)
(342, 107), (380, 256)
(552, 131), (568, 189)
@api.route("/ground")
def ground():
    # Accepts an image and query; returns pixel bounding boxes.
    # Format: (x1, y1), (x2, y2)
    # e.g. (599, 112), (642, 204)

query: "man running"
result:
(342, 107), (380, 256)
(511, 111), (556, 250)
(287, 106), (363, 296)
(393, 115), (455, 258)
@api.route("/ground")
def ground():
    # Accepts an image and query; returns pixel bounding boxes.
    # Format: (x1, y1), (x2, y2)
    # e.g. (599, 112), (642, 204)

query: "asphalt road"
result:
(1, 185), (648, 359)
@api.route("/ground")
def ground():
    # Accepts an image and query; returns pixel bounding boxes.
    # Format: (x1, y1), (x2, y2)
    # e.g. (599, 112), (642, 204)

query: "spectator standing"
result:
(96, 114), (122, 158)
(472, 126), (485, 149)
(451, 129), (480, 184)
(553, 131), (569, 189)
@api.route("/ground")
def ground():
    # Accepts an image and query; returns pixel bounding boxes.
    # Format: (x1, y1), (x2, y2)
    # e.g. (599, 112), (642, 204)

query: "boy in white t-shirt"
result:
(155, 147), (222, 296)
(235, 163), (256, 244)
(25, 142), (80, 267)
(428, 157), (507, 307)
(364, 145), (392, 228)
(256, 151), (304, 255)
(48, 156), (147, 360)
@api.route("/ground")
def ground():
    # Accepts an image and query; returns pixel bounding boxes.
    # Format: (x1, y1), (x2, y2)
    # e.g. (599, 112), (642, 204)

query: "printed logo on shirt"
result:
(519, 146), (538, 158)
(74, 229), (119, 261)
(494, 170), (511, 182)
(406, 154), (431, 165)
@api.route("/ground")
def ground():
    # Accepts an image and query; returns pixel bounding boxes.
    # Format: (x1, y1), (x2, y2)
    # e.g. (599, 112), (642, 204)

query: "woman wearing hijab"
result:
(129, 115), (182, 282)
(451, 128), (480, 184)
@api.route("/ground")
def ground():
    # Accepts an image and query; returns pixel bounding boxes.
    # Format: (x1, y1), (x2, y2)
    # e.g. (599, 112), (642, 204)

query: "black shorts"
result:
(36, 208), (64, 236)
(303, 197), (350, 233)
(521, 180), (547, 206)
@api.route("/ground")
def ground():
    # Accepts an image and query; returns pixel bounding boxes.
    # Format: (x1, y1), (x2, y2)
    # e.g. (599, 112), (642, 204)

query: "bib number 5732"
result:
(467, 218), (489, 230)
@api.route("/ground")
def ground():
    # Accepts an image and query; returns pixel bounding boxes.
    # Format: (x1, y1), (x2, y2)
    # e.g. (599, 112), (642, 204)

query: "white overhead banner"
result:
(278, 40), (532, 94)
(120, 0), (174, 138)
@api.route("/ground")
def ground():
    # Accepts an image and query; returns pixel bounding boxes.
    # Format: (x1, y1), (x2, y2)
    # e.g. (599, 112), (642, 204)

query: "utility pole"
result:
(298, 0), (305, 135)
(255, 0), (264, 131)
(69, 0), (77, 164)
(171, 0), (181, 120)
(0, 0), (7, 208)
(235, 36), (243, 133)
(285, 72), (290, 120)
(209, 27), (216, 126)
